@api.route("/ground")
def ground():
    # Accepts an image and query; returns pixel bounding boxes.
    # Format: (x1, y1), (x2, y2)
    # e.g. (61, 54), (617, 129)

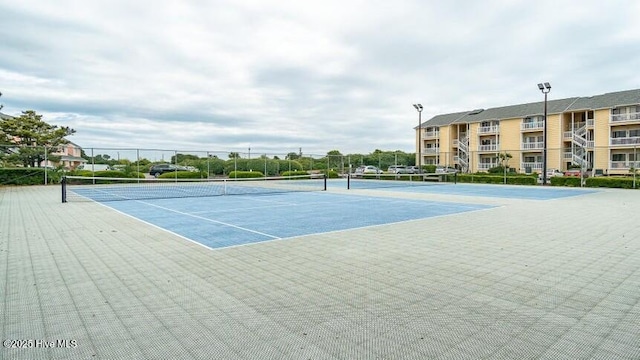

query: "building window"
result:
(612, 154), (626, 162)
(629, 129), (640, 137)
(612, 130), (626, 138)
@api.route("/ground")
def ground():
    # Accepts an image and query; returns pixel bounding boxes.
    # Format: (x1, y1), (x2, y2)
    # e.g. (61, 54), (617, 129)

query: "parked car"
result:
(387, 165), (409, 174)
(77, 164), (111, 172)
(537, 169), (564, 184)
(354, 166), (383, 175)
(435, 166), (458, 174)
(149, 164), (187, 177)
(406, 166), (420, 174)
(564, 168), (588, 177)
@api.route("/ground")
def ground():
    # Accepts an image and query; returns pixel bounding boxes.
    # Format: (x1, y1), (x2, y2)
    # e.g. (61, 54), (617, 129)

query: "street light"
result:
(537, 82), (551, 185)
(413, 104), (423, 173)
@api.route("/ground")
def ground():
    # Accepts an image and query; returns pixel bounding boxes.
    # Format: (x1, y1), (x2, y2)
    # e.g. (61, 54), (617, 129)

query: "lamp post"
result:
(537, 82), (551, 185)
(413, 104), (423, 173)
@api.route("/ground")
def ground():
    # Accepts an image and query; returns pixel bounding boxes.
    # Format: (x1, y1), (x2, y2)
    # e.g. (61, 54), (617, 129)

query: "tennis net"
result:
(62, 174), (327, 202)
(347, 172), (456, 190)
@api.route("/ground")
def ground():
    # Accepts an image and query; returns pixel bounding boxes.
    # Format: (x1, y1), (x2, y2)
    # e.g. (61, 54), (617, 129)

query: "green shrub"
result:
(94, 170), (138, 178)
(322, 170), (339, 178)
(0, 168), (61, 185)
(550, 177), (582, 187)
(228, 171), (264, 178)
(281, 170), (310, 177)
(456, 174), (536, 185)
(585, 176), (637, 189)
(423, 165), (436, 173)
(157, 171), (206, 179)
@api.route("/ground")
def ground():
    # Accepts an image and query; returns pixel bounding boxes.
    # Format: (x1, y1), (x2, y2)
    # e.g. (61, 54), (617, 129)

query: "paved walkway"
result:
(1, 184), (639, 359)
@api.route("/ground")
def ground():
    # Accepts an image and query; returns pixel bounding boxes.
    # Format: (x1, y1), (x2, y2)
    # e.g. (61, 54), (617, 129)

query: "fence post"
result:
(61, 176), (67, 203)
(44, 146), (48, 185)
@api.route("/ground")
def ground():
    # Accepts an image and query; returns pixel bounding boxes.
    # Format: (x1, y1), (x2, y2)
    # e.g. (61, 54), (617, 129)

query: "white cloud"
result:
(1, 0), (639, 155)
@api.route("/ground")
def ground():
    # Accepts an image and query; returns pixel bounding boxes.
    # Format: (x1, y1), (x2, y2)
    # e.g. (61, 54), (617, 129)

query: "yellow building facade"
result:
(416, 89), (640, 176)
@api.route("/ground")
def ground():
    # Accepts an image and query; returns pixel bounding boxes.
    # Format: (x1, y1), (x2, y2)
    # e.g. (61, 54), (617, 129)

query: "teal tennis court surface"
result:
(64, 176), (598, 250)
(101, 192), (494, 249)
(344, 182), (597, 199)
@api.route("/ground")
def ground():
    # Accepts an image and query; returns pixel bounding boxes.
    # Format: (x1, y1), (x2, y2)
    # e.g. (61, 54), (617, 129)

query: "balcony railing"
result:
(424, 130), (439, 138)
(587, 118), (594, 127)
(610, 161), (640, 169)
(422, 148), (440, 155)
(478, 163), (498, 170)
(452, 139), (459, 147)
(611, 112), (640, 123)
(563, 131), (572, 140)
(521, 162), (543, 171)
(521, 121), (544, 131)
(610, 137), (640, 146)
(478, 125), (499, 134)
(478, 144), (499, 152)
(521, 142), (544, 150)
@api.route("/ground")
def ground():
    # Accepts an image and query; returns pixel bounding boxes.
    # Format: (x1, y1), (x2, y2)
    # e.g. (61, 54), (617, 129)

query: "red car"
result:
(564, 169), (588, 177)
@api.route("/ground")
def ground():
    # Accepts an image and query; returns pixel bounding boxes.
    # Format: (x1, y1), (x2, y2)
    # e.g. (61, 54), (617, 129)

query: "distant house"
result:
(44, 141), (87, 170)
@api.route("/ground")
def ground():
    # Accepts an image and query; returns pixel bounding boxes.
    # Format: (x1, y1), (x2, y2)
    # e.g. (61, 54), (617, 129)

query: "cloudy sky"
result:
(1, 0), (639, 157)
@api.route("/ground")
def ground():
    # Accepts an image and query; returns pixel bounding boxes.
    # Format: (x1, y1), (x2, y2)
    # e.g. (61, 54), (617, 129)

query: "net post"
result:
(454, 172), (457, 184)
(323, 174), (327, 191)
(347, 174), (351, 190)
(61, 176), (67, 203)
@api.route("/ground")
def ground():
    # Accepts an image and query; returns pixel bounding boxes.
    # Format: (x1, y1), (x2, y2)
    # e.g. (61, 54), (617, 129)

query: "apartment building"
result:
(416, 88), (640, 176)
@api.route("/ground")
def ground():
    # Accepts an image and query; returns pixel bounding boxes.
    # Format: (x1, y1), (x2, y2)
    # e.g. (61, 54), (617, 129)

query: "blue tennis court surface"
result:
(327, 179), (597, 200)
(102, 192), (494, 249)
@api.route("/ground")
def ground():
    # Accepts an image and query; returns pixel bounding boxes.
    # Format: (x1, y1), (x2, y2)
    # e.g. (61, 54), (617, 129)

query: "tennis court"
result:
(96, 191), (494, 249)
(4, 181), (639, 360)
(333, 175), (598, 200)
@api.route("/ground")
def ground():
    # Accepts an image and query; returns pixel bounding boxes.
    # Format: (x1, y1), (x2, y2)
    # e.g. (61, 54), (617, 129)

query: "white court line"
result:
(137, 201), (281, 240)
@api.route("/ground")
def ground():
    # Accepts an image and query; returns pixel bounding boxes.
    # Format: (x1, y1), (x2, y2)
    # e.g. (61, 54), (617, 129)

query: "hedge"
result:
(157, 171), (206, 179)
(228, 171), (265, 178)
(456, 174), (537, 185)
(585, 176), (638, 189)
(280, 171), (310, 177)
(0, 168), (61, 185)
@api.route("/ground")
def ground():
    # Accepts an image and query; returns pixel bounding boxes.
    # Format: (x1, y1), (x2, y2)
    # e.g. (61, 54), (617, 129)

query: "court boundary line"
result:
(138, 201), (281, 239)
(78, 191), (499, 252)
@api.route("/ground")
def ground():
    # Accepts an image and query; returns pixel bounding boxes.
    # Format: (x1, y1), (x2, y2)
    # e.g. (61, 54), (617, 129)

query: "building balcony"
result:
(521, 162), (543, 171)
(423, 130), (439, 139)
(478, 125), (499, 134)
(611, 112), (640, 123)
(587, 118), (594, 127)
(452, 139), (459, 147)
(610, 137), (640, 146)
(477, 162), (498, 171)
(422, 148), (440, 155)
(478, 144), (499, 152)
(521, 122), (544, 131)
(521, 142), (544, 150)
(610, 161), (640, 169)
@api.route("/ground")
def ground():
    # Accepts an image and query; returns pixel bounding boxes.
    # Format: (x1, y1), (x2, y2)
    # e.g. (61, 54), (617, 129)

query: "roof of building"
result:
(420, 88), (640, 128)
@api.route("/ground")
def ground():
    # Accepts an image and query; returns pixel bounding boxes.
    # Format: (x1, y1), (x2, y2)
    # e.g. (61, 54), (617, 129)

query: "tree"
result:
(497, 152), (513, 184)
(0, 110), (75, 167)
(228, 152), (240, 159)
(286, 152), (300, 160)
